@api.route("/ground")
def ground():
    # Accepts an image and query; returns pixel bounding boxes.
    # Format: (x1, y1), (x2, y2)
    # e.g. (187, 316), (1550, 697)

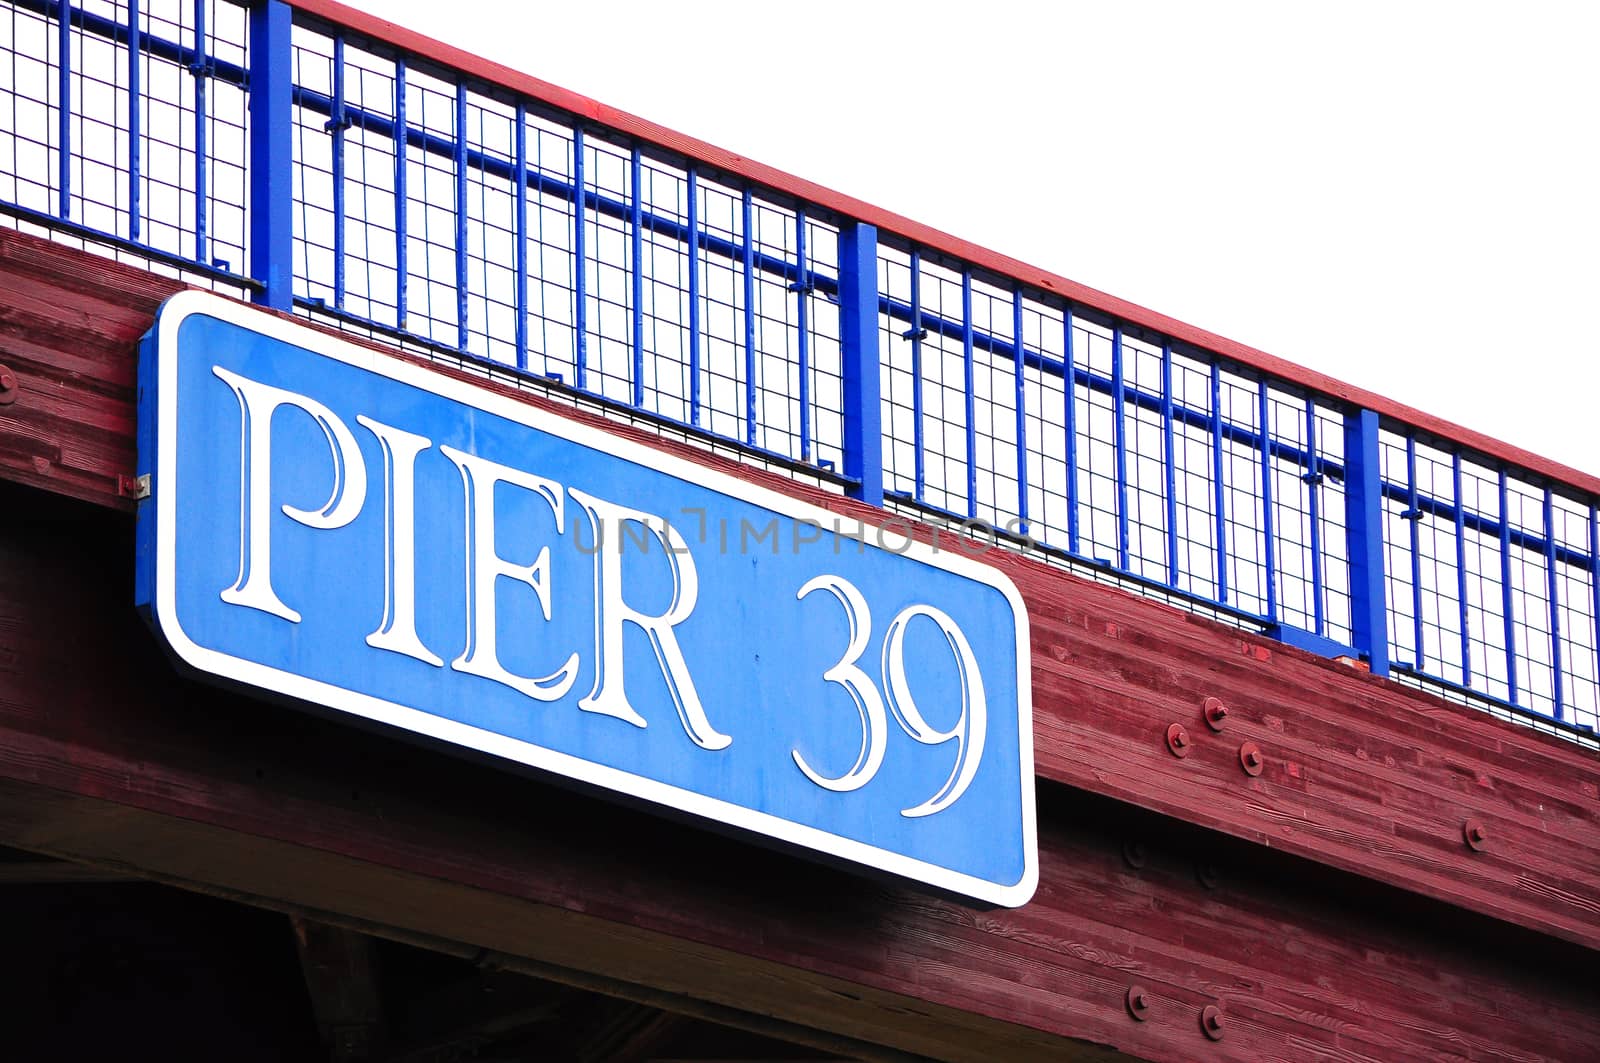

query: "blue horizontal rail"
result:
(0, 0), (1594, 742)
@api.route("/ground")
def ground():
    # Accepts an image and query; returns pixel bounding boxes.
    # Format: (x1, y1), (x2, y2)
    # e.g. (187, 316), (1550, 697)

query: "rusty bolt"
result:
(1200, 1005), (1225, 1041)
(1203, 696), (1230, 731)
(1464, 820), (1488, 852)
(1126, 985), (1151, 1021)
(1122, 839), (1148, 870)
(0, 364), (16, 405)
(1167, 722), (1192, 758)
(1239, 741), (1264, 777)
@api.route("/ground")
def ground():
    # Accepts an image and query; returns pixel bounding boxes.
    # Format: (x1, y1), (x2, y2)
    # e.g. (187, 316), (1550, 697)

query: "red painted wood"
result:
(0, 490), (1594, 1062)
(0, 229), (1596, 956)
(287, 0), (1599, 498)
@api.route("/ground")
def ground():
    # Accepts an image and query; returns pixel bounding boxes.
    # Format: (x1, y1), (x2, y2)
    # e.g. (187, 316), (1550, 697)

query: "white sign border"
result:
(147, 290), (1039, 908)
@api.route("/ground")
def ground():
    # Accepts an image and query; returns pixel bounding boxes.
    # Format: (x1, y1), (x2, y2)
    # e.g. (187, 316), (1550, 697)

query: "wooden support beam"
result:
(291, 917), (386, 1062)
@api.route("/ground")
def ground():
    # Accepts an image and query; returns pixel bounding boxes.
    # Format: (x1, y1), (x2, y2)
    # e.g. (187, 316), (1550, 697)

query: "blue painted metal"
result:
(1499, 469), (1519, 705)
(1258, 380), (1277, 621)
(1210, 361), (1228, 604)
(630, 147), (645, 408)
(139, 290), (1037, 907)
(838, 223), (882, 505)
(453, 83), (468, 351)
(1454, 454), (1472, 688)
(1544, 489), (1564, 721)
(796, 210), (811, 462)
(1063, 309), (1079, 555)
(247, 0), (293, 310)
(192, 0), (208, 265)
(1111, 328), (1129, 571)
(686, 169), (701, 427)
(571, 127), (587, 390)
(56, 0), (69, 220)
(1592, 506), (1599, 704)
(1161, 342), (1178, 587)
(1406, 437), (1424, 667)
(910, 251), (926, 501)
(1342, 409), (1388, 676)
(127, 0), (141, 242)
(393, 59), (409, 331)
(741, 189), (756, 446)
(1305, 399), (1324, 636)
(512, 103), (528, 372)
(328, 33), (345, 308)
(961, 270), (976, 520)
(1013, 291), (1028, 535)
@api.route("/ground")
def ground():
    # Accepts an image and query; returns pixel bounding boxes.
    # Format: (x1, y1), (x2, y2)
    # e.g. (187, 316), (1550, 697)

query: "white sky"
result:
(343, 0), (1600, 479)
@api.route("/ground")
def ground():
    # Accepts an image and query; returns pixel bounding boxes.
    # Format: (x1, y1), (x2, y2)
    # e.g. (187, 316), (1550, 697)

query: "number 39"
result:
(793, 574), (988, 818)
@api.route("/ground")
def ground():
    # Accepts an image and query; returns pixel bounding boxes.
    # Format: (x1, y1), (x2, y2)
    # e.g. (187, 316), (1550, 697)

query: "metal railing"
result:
(2, 0), (1596, 743)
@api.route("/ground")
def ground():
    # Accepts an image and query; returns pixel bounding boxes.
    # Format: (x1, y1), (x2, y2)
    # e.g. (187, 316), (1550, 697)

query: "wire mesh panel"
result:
(878, 240), (1354, 645)
(1381, 430), (1599, 731)
(0, 0), (249, 275)
(284, 17), (841, 471)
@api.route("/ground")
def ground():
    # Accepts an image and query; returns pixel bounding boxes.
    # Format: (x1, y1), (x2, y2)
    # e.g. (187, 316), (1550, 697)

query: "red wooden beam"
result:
(0, 229), (1595, 955)
(285, 0), (1599, 498)
(0, 487), (1594, 1061)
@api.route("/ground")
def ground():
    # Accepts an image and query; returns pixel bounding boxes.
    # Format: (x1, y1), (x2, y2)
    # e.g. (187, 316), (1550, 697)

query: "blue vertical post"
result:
(1544, 489), (1564, 721)
(1305, 399), (1325, 636)
(454, 84), (469, 352)
(56, 0), (70, 220)
(394, 60), (408, 330)
(512, 103), (528, 371)
(1013, 291), (1029, 536)
(1342, 408), (1389, 676)
(1406, 437), (1424, 666)
(837, 222), (882, 506)
(128, 0), (141, 242)
(1064, 309), (1079, 554)
(629, 148), (645, 408)
(1210, 362), (1229, 604)
(1591, 505), (1599, 718)
(741, 190), (756, 446)
(1499, 470), (1519, 706)
(1453, 455), (1472, 687)
(1112, 328), (1130, 571)
(193, 0), (208, 265)
(572, 128), (587, 389)
(910, 252), (925, 501)
(1258, 380), (1278, 621)
(1161, 341), (1178, 586)
(686, 170), (701, 426)
(328, 34), (344, 309)
(796, 210), (811, 461)
(961, 271), (976, 519)
(248, 0), (293, 310)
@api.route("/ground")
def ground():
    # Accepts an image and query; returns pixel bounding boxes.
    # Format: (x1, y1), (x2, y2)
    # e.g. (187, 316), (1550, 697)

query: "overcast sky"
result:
(342, 0), (1599, 479)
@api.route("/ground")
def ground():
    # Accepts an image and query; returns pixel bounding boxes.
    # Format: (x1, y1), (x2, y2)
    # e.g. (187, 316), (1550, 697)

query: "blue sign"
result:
(135, 292), (1037, 906)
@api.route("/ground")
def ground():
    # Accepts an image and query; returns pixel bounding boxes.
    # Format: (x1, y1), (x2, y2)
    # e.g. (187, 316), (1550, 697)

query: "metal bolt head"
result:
(1239, 740), (1264, 777)
(0, 364), (16, 405)
(1464, 820), (1488, 852)
(1201, 1004), (1225, 1041)
(1203, 696), (1230, 731)
(1167, 722), (1192, 758)
(1126, 985), (1150, 1021)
